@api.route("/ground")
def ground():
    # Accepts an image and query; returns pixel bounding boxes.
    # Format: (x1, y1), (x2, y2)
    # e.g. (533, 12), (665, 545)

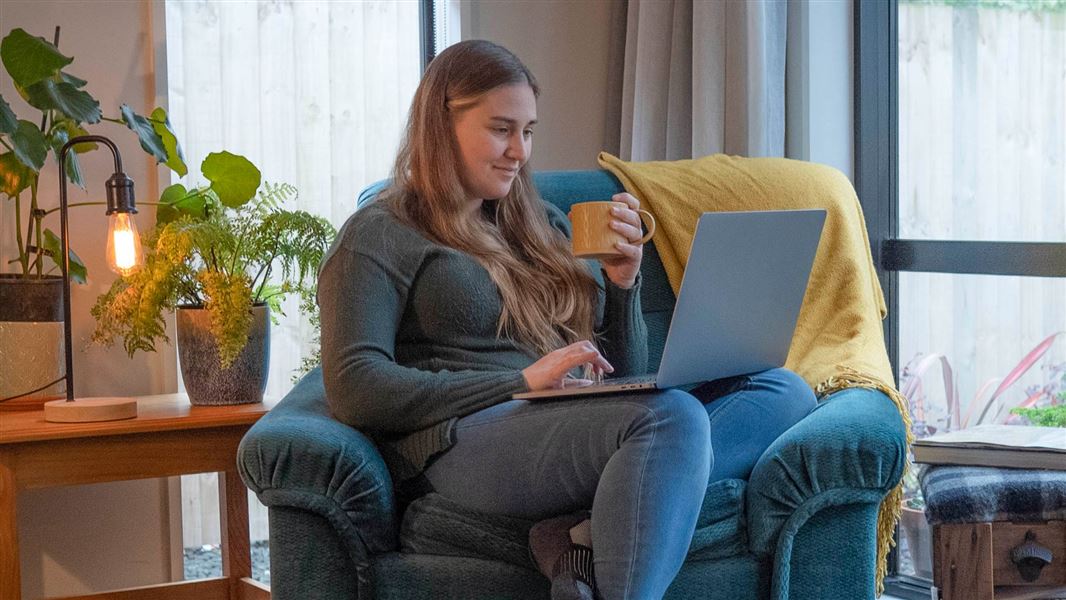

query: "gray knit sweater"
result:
(318, 199), (648, 481)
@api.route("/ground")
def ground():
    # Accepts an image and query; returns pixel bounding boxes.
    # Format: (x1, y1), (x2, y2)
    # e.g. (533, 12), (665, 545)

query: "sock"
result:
(552, 543), (595, 587)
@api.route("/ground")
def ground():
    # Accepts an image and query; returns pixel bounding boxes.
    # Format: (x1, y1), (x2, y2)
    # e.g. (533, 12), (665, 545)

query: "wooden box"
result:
(933, 520), (1066, 600)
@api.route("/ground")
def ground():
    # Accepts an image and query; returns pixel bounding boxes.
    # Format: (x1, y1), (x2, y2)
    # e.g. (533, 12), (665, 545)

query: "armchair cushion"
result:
(399, 493), (535, 569)
(394, 477), (749, 571)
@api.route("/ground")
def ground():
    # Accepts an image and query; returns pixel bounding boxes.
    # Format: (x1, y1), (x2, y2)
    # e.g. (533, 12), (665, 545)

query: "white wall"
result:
(460, 0), (626, 170)
(0, 1), (176, 597)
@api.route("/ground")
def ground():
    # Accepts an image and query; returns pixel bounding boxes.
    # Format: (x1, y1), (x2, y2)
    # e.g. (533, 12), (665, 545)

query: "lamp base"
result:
(44, 397), (138, 423)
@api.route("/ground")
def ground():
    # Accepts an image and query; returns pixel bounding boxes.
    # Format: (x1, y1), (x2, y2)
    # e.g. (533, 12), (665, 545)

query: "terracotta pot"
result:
(900, 505), (934, 579)
(176, 304), (269, 406)
(0, 275), (66, 410)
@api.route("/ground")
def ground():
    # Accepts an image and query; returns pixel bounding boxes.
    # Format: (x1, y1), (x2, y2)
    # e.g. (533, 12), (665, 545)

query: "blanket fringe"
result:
(815, 367), (914, 598)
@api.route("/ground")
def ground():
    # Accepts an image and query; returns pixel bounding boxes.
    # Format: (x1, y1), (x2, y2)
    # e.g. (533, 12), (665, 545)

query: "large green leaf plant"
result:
(0, 27), (186, 283)
(90, 155), (337, 369)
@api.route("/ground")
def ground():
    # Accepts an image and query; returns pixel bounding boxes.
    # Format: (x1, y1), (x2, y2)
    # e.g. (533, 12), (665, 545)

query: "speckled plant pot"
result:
(176, 304), (269, 406)
(0, 275), (66, 410)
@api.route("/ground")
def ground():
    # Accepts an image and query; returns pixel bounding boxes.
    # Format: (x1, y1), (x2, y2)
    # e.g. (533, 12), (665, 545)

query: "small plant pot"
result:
(176, 304), (269, 406)
(0, 275), (66, 410)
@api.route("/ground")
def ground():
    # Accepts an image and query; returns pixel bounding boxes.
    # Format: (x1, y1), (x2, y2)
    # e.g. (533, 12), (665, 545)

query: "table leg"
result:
(0, 453), (20, 600)
(219, 468), (251, 595)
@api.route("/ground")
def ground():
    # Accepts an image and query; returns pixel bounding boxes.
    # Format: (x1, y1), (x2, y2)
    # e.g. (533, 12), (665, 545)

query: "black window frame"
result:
(855, 1), (1066, 597)
(420, 0), (436, 72)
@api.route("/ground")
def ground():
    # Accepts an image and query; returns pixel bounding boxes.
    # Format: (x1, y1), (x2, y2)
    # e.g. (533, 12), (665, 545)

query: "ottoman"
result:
(920, 466), (1066, 600)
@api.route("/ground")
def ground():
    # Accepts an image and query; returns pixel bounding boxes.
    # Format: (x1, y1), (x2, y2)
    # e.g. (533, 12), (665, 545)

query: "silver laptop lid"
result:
(655, 209), (826, 389)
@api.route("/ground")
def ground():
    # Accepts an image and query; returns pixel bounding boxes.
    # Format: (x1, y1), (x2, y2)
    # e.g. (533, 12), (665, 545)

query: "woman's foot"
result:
(550, 544), (595, 600)
(529, 512), (597, 600)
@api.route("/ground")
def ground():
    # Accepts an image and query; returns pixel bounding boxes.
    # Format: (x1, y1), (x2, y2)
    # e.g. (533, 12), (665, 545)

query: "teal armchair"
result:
(238, 170), (908, 600)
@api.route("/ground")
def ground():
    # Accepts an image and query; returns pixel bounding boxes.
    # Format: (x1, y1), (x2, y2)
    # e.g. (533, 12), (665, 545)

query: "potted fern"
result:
(90, 151), (335, 405)
(0, 27), (184, 408)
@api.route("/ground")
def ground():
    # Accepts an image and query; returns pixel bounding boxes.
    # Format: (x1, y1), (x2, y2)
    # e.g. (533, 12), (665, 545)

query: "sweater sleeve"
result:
(597, 272), (649, 377)
(319, 244), (529, 434)
(541, 200), (649, 376)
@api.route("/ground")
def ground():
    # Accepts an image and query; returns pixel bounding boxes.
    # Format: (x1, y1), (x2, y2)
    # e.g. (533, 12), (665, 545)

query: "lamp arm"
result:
(56, 135), (127, 402)
(60, 135), (124, 174)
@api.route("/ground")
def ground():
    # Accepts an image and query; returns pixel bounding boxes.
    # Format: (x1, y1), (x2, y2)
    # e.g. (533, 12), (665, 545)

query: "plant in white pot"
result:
(90, 152), (335, 405)
(0, 27), (185, 408)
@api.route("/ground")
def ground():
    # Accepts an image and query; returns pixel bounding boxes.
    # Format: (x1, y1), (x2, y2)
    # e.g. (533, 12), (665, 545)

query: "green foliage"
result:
(41, 228), (86, 284)
(291, 291), (322, 383)
(10, 119), (47, 169)
(0, 94), (18, 134)
(0, 26), (184, 282)
(150, 107), (187, 177)
(119, 103), (167, 164)
(202, 151), (261, 208)
(1011, 404), (1066, 427)
(0, 29), (72, 88)
(91, 171), (336, 369)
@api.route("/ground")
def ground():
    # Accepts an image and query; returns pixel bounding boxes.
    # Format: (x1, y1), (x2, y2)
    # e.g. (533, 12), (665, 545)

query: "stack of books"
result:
(912, 425), (1066, 470)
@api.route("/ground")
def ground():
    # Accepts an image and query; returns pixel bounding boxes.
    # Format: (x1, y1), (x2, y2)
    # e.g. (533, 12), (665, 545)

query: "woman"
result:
(319, 40), (816, 600)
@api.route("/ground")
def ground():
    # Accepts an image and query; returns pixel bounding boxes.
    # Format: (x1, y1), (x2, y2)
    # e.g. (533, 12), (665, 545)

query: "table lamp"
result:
(43, 134), (142, 423)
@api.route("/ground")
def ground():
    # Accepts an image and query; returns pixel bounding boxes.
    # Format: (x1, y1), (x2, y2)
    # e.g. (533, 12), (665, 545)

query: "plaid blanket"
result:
(920, 465), (1066, 525)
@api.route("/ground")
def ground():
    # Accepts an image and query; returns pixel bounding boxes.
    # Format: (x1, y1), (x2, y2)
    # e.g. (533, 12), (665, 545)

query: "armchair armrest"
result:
(746, 387), (906, 556)
(745, 387), (906, 599)
(238, 367), (398, 569)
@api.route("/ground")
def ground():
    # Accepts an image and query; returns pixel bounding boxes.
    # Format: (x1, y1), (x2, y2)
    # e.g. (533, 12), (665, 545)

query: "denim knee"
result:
(752, 367), (817, 420)
(629, 389), (712, 463)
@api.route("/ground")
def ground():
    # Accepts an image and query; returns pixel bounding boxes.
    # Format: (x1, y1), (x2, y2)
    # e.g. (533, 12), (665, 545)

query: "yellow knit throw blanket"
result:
(598, 152), (912, 595)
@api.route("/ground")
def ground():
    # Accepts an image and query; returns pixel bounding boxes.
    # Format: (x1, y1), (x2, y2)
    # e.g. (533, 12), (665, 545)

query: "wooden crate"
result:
(933, 521), (1066, 600)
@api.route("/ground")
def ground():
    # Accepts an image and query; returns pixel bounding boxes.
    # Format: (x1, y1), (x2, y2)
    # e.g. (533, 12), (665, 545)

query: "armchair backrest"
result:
(356, 170), (676, 372)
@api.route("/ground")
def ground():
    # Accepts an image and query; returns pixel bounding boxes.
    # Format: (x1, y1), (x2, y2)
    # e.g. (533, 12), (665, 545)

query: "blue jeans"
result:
(423, 367), (817, 600)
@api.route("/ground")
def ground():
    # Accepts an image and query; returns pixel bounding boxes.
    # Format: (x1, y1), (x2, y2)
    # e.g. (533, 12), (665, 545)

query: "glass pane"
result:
(896, 271), (1066, 578)
(166, 0), (422, 582)
(898, 2), (1066, 242)
(180, 475), (271, 584)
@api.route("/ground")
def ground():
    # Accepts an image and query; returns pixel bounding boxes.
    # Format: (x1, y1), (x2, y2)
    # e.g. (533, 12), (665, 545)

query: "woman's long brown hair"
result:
(381, 40), (599, 357)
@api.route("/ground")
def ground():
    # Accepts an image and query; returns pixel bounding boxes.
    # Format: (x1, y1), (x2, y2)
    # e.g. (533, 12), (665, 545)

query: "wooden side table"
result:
(0, 394), (274, 600)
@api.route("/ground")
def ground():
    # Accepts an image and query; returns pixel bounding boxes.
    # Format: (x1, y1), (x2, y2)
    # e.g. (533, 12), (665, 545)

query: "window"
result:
(857, 1), (1066, 596)
(162, 0), (431, 582)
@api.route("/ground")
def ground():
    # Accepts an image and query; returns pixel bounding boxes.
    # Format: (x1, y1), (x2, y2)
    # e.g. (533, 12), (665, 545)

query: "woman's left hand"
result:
(600, 192), (646, 289)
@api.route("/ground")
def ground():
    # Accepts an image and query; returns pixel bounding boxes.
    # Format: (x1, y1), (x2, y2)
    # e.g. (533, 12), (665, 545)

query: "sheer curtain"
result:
(165, 0), (421, 402)
(619, 0), (787, 161)
(164, 0), (422, 553)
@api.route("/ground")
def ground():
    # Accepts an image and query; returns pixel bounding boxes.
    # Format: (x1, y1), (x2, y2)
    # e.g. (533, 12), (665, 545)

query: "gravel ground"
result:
(183, 540), (270, 585)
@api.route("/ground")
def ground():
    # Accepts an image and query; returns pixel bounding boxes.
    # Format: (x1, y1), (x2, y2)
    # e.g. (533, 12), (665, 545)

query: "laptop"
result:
(513, 209), (826, 400)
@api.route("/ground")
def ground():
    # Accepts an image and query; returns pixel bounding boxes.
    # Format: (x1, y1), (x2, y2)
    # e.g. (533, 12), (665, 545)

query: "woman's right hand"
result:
(521, 341), (614, 392)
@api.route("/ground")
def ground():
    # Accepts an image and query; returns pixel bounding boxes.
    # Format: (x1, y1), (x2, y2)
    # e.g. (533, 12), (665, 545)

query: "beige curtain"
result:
(619, 0), (787, 161)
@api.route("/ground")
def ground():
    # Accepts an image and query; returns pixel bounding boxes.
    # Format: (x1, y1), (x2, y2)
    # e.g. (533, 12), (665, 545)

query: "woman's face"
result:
(452, 83), (537, 206)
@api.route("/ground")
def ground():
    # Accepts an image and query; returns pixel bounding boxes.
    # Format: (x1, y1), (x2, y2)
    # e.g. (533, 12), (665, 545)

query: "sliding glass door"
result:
(857, 1), (1066, 595)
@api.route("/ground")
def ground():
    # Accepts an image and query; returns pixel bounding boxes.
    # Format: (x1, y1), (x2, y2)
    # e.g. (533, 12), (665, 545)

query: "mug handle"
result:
(636, 209), (656, 245)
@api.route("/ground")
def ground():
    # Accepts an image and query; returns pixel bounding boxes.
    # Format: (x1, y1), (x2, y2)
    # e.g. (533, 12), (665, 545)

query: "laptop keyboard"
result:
(600, 374), (657, 386)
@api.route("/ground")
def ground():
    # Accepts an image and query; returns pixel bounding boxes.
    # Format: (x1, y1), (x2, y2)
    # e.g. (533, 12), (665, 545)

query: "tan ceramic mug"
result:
(568, 201), (656, 260)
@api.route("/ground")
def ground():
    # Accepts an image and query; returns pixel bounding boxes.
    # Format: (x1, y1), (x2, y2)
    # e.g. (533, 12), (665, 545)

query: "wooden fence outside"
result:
(898, 2), (1066, 430)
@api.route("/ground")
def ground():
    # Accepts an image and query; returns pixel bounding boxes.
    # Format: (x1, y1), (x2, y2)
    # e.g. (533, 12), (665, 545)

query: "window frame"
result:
(420, 0), (435, 71)
(854, 1), (1066, 596)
